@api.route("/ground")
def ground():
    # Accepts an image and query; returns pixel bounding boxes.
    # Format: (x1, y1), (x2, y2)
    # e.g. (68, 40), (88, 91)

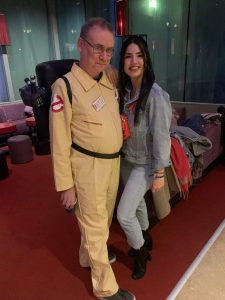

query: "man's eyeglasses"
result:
(81, 36), (114, 57)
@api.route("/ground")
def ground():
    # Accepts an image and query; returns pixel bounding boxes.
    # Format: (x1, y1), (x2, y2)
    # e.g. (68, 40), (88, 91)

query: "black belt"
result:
(72, 142), (121, 159)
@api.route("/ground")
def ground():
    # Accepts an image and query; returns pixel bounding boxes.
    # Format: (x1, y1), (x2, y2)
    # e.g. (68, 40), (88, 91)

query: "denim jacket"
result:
(122, 83), (172, 170)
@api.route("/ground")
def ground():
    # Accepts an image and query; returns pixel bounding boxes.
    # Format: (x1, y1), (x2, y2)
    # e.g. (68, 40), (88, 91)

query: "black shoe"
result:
(132, 246), (151, 280)
(98, 288), (136, 300)
(108, 250), (116, 264)
(128, 230), (153, 256)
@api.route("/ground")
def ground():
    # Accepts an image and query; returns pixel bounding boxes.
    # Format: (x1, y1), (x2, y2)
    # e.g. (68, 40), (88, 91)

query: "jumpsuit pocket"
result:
(80, 117), (104, 137)
(83, 120), (102, 126)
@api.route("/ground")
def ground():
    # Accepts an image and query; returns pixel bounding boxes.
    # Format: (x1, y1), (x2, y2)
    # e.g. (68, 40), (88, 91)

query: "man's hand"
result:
(60, 186), (77, 209)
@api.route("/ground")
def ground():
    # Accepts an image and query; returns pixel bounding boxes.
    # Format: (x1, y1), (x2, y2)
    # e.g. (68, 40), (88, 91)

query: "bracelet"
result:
(155, 169), (165, 173)
(154, 171), (164, 175)
(154, 174), (164, 179)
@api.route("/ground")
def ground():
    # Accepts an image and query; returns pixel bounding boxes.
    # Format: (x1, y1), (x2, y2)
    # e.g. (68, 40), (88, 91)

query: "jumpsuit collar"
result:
(71, 63), (114, 92)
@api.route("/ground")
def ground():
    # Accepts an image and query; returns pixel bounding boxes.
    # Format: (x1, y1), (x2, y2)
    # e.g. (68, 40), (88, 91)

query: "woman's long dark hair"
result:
(119, 36), (155, 125)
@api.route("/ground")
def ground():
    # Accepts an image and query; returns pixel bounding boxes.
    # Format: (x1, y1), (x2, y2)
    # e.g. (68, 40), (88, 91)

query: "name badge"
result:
(92, 96), (105, 111)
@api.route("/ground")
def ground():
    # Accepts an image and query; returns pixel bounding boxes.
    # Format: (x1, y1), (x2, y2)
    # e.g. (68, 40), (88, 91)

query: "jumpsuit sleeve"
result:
(49, 78), (74, 192)
(149, 88), (172, 170)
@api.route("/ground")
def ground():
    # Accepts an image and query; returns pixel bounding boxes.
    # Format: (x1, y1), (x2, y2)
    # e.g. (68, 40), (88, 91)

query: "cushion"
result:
(2, 102), (25, 121)
(0, 108), (7, 122)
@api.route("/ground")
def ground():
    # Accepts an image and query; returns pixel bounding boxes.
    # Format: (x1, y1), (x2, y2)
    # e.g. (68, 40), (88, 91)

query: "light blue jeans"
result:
(117, 158), (154, 249)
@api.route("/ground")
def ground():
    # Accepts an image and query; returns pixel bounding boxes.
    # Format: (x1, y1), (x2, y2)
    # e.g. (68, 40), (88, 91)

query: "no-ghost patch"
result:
(51, 94), (64, 112)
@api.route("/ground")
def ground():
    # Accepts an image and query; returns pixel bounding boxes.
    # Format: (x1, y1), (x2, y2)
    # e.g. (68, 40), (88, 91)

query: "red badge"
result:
(51, 94), (64, 112)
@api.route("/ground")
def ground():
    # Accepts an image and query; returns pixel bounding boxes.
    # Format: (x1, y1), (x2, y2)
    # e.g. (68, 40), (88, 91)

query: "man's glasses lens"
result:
(93, 46), (114, 56)
(82, 36), (114, 57)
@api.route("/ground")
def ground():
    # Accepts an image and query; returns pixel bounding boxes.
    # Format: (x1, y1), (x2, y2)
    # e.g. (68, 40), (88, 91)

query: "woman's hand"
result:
(151, 177), (165, 193)
(151, 169), (165, 193)
(105, 64), (119, 87)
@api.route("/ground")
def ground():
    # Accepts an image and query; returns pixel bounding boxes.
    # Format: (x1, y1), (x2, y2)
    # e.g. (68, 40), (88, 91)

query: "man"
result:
(49, 18), (135, 300)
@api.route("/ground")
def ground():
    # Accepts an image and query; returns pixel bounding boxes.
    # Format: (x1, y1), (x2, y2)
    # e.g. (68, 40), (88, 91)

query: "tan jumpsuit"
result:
(49, 63), (123, 298)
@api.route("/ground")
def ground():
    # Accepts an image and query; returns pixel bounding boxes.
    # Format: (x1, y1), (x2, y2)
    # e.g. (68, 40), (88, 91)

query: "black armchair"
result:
(35, 59), (78, 105)
(32, 59), (78, 154)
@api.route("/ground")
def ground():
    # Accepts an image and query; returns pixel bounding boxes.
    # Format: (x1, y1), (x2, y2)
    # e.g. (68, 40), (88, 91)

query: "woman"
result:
(117, 36), (172, 280)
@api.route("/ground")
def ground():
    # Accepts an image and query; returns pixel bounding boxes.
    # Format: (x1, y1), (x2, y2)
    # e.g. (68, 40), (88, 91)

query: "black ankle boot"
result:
(132, 246), (151, 280)
(128, 230), (153, 256)
(142, 230), (153, 251)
